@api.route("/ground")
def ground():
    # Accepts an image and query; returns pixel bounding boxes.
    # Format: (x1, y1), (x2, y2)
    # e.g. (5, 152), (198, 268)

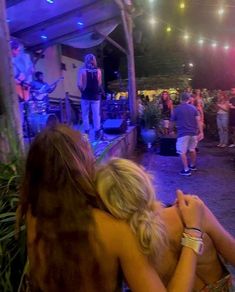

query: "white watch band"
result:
(181, 234), (204, 255)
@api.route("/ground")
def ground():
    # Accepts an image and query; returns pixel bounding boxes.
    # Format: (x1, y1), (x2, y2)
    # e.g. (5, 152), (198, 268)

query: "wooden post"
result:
(65, 92), (72, 125)
(115, 0), (137, 123)
(0, 1), (24, 164)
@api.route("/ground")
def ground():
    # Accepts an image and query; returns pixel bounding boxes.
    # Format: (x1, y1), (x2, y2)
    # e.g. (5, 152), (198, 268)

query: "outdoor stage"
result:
(90, 126), (137, 163)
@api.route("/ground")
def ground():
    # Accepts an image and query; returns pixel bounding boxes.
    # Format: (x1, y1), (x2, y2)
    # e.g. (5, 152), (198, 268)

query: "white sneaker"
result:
(228, 144), (235, 148)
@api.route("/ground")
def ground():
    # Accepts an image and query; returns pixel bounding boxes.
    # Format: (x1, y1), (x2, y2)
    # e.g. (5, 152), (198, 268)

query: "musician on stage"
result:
(11, 39), (33, 127)
(78, 53), (102, 140)
(31, 71), (57, 113)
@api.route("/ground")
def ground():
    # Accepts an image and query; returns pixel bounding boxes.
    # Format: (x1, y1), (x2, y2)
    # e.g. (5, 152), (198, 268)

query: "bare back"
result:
(27, 208), (166, 292)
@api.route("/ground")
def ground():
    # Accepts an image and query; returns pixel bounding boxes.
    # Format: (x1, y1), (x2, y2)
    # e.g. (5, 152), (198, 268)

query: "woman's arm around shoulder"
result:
(203, 205), (235, 266)
(93, 208), (167, 292)
(115, 221), (167, 292)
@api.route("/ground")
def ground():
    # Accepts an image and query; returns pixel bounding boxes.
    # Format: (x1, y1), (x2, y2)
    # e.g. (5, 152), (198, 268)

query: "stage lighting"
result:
(41, 35), (48, 40)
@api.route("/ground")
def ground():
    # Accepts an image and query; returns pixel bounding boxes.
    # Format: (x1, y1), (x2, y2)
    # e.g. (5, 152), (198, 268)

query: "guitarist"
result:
(11, 40), (33, 133)
(31, 71), (58, 114)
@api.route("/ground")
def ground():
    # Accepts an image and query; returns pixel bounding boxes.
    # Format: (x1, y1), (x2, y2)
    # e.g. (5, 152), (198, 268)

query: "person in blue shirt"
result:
(170, 92), (203, 176)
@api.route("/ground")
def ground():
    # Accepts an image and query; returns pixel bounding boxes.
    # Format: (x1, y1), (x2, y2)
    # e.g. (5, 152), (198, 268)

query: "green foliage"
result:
(141, 102), (162, 129)
(0, 161), (26, 292)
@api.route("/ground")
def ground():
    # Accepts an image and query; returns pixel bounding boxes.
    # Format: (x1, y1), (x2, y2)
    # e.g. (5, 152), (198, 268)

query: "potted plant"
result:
(140, 102), (162, 148)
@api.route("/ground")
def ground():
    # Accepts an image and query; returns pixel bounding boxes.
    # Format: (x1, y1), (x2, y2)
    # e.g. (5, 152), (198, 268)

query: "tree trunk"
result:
(0, 0), (25, 165)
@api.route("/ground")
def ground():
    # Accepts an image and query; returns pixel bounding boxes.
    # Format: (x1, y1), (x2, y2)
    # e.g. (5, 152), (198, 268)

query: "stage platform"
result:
(89, 126), (137, 163)
(23, 123), (137, 162)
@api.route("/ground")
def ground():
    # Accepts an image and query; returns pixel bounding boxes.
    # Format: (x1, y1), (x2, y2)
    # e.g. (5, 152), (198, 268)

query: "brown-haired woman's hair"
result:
(19, 124), (103, 291)
(217, 91), (229, 103)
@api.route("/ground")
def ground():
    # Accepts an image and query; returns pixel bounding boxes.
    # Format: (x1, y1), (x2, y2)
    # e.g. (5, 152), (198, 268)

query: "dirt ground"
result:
(132, 139), (235, 277)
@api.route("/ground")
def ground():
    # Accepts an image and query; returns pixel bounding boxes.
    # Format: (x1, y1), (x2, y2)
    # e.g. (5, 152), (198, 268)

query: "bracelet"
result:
(183, 233), (202, 241)
(184, 228), (203, 238)
(185, 227), (202, 233)
(181, 233), (204, 255)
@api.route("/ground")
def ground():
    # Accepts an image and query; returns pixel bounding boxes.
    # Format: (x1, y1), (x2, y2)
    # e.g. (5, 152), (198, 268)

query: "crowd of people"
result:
(137, 87), (235, 175)
(17, 124), (235, 291)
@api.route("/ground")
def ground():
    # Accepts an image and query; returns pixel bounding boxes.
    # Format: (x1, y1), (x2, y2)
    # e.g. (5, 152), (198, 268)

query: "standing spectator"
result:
(193, 90), (204, 151)
(228, 88), (235, 147)
(159, 90), (173, 135)
(170, 93), (203, 176)
(78, 54), (102, 140)
(216, 92), (230, 147)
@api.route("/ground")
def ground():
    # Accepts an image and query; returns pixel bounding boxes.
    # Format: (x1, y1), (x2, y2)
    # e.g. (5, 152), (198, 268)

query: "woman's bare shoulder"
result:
(92, 208), (131, 234)
(161, 204), (184, 234)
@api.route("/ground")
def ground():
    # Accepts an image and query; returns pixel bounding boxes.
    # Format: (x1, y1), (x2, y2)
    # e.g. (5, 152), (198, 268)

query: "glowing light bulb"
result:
(212, 42), (217, 48)
(149, 18), (157, 25)
(166, 26), (172, 32)
(218, 8), (225, 15)
(183, 34), (189, 40)
(189, 63), (194, 67)
(198, 39), (204, 45)
(224, 45), (229, 50)
(180, 2), (185, 9)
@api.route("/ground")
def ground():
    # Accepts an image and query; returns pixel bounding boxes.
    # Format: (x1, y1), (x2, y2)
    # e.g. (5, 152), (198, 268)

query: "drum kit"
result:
(23, 85), (58, 138)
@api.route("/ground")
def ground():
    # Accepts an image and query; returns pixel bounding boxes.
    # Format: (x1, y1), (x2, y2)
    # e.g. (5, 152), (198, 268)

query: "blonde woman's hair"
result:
(96, 158), (168, 265)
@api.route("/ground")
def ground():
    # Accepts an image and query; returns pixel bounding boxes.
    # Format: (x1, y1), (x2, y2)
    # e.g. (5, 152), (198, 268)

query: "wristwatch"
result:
(181, 233), (204, 255)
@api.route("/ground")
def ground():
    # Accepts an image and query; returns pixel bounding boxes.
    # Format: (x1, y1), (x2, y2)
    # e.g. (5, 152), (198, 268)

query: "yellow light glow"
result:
(166, 26), (172, 32)
(180, 2), (185, 9)
(183, 34), (189, 40)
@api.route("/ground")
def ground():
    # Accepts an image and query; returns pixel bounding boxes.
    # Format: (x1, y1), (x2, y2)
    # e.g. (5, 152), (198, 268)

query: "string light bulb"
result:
(198, 39), (204, 45)
(212, 42), (217, 48)
(166, 26), (172, 32)
(183, 34), (189, 40)
(180, 2), (185, 9)
(224, 45), (229, 50)
(149, 18), (157, 25)
(218, 8), (225, 16)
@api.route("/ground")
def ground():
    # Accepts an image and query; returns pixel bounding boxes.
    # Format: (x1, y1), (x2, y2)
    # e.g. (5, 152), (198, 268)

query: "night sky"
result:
(104, 0), (235, 90)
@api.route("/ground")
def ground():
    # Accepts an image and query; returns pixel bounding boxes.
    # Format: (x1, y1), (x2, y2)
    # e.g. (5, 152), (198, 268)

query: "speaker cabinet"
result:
(159, 137), (178, 156)
(103, 119), (127, 134)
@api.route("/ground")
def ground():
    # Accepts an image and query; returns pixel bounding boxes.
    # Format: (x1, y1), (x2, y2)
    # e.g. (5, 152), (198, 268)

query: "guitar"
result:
(32, 77), (64, 101)
(16, 80), (31, 102)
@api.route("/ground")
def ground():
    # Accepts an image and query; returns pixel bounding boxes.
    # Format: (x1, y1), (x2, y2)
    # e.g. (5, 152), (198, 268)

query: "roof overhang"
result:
(7, 0), (121, 50)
